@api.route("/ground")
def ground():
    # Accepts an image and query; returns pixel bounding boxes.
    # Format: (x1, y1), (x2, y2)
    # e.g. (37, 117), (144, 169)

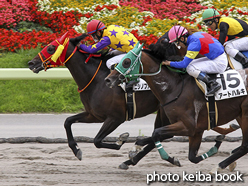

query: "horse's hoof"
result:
(229, 161), (237, 171)
(173, 157), (181, 167)
(209, 165), (221, 175)
(119, 132), (129, 141)
(215, 134), (225, 142)
(230, 124), (240, 130)
(76, 149), (82, 161)
(118, 162), (129, 170)
(116, 132), (129, 145)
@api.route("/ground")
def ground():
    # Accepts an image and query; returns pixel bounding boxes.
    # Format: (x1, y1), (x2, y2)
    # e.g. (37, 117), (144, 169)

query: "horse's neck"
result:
(65, 53), (108, 94)
(142, 53), (185, 100)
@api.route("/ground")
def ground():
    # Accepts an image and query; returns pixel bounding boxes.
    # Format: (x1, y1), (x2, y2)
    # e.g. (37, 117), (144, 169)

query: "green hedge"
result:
(0, 48), (83, 113)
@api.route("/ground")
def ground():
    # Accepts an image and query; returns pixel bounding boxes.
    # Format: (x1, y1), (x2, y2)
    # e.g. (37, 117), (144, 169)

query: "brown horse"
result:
(27, 32), (183, 169)
(28, 32), (237, 170)
(105, 43), (247, 170)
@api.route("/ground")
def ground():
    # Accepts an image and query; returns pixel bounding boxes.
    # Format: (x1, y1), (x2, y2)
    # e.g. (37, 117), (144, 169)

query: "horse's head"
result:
(28, 32), (91, 73)
(105, 42), (144, 88)
(28, 32), (71, 73)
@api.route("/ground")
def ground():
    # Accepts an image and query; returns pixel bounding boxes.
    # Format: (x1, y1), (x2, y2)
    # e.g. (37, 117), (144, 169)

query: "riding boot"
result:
(234, 52), (248, 68)
(197, 72), (221, 96)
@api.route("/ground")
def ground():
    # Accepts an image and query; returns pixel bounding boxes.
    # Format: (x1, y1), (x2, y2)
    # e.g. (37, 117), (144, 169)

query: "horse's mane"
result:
(69, 34), (115, 72)
(70, 33), (89, 46)
(147, 32), (183, 62)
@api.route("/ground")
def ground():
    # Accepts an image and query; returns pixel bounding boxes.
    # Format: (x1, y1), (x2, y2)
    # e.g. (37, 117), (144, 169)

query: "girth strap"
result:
(125, 87), (136, 121)
(206, 95), (218, 130)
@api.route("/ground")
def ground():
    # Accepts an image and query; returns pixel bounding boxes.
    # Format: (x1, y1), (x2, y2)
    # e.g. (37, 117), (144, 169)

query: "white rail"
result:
(0, 68), (72, 80)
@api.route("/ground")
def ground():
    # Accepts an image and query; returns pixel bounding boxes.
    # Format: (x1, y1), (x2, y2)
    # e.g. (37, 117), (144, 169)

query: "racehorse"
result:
(27, 32), (181, 168)
(28, 32), (238, 170)
(105, 42), (247, 170)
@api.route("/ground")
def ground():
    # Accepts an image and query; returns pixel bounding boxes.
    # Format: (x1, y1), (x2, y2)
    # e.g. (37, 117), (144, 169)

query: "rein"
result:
(79, 49), (101, 63)
(39, 38), (103, 93)
(116, 50), (163, 83)
(77, 60), (102, 93)
(116, 44), (185, 106)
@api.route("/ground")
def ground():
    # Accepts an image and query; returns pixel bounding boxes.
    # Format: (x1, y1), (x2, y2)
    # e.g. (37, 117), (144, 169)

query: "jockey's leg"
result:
(106, 53), (126, 69)
(197, 72), (221, 95)
(186, 54), (227, 95)
(225, 37), (248, 68)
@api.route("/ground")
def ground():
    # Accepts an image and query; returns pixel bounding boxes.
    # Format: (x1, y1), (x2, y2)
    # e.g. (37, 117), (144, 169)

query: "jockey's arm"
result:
(170, 50), (199, 69)
(79, 36), (111, 53)
(219, 22), (229, 45)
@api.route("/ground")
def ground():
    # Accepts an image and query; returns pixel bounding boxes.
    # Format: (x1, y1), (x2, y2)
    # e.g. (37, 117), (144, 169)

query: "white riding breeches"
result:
(106, 50), (126, 69)
(224, 37), (248, 58)
(186, 52), (228, 78)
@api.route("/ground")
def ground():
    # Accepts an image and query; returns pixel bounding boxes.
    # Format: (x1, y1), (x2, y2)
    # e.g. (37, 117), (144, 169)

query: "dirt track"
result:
(0, 141), (247, 186)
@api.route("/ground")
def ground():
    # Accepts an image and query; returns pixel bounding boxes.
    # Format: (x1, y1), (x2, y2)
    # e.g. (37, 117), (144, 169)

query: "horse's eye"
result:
(122, 58), (131, 68)
(47, 45), (56, 54)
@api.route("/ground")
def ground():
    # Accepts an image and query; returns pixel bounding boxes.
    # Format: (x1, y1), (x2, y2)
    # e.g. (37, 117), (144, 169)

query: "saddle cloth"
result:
(195, 69), (247, 130)
(196, 69), (247, 100)
(119, 78), (151, 121)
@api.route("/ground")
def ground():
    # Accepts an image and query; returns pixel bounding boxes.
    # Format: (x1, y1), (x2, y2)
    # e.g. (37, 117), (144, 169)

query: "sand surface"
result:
(0, 141), (247, 186)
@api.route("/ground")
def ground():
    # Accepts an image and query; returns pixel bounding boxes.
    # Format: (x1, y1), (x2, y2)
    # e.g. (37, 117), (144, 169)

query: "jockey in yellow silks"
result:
(202, 8), (248, 68)
(79, 20), (138, 70)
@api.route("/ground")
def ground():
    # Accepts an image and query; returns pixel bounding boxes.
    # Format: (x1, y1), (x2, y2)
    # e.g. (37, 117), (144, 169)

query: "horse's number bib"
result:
(215, 70), (247, 100)
(133, 78), (151, 91)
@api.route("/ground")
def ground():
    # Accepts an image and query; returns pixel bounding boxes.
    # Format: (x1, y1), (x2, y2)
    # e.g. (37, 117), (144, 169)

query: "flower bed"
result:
(1, 0), (248, 52)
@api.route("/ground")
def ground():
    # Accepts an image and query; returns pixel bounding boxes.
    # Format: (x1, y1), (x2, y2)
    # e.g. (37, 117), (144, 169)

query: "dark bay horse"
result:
(105, 43), (248, 170)
(28, 32), (180, 168)
(28, 32), (237, 170)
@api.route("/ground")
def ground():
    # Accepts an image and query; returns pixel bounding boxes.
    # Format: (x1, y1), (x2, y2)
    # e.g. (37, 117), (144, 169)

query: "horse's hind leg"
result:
(213, 123), (240, 135)
(121, 108), (180, 169)
(219, 113), (248, 169)
(219, 145), (248, 169)
(64, 112), (101, 160)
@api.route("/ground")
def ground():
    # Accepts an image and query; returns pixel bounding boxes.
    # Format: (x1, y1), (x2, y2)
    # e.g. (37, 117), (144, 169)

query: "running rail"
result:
(0, 68), (72, 80)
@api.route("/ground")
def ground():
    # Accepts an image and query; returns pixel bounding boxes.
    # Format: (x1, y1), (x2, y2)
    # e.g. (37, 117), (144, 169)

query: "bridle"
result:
(38, 37), (77, 71)
(38, 36), (102, 93)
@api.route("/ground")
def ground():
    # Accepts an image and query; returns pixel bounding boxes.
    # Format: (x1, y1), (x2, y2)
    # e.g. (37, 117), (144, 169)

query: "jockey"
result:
(202, 8), (248, 68)
(162, 25), (228, 96)
(79, 20), (138, 71)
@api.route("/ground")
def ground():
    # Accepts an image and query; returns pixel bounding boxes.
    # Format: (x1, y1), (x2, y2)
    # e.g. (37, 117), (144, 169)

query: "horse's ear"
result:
(137, 43), (144, 53)
(134, 41), (140, 49)
(58, 31), (69, 44)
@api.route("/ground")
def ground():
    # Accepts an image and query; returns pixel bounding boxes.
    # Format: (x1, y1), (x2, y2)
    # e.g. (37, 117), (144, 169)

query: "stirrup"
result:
(207, 84), (221, 96)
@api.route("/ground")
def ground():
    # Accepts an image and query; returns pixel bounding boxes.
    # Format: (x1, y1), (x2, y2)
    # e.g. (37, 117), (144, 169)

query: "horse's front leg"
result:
(151, 120), (190, 166)
(119, 142), (156, 170)
(64, 112), (101, 160)
(93, 117), (128, 150)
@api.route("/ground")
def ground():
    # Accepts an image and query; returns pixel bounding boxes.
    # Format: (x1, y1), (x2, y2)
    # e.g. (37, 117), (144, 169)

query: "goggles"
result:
(173, 41), (181, 49)
(204, 20), (214, 26)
